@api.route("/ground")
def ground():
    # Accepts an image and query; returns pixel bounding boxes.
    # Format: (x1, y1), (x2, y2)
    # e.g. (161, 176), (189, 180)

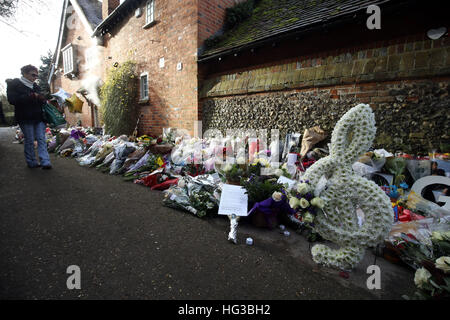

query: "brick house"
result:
(49, 0), (450, 153)
(50, 0), (245, 136)
(49, 0), (104, 127)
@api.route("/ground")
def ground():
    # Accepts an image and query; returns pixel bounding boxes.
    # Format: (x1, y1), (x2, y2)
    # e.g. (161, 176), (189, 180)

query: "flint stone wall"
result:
(201, 79), (450, 154)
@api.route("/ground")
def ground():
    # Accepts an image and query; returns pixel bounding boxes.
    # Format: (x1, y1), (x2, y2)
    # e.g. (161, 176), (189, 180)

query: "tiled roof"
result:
(200, 0), (390, 59)
(77, 0), (103, 29)
(93, 0), (146, 36)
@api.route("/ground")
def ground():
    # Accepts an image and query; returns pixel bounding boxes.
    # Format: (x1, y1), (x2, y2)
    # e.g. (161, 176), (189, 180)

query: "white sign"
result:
(277, 176), (296, 191)
(372, 173), (394, 186)
(411, 175), (450, 210)
(287, 153), (297, 166)
(218, 184), (248, 216)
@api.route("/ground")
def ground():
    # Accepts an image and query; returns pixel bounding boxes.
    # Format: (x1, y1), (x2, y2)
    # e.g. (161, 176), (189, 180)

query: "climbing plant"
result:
(100, 61), (138, 136)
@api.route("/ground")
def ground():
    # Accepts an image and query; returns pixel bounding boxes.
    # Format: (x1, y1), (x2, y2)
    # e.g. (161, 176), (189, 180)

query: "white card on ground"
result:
(218, 184), (248, 216)
(287, 153), (297, 166)
(277, 176), (296, 191)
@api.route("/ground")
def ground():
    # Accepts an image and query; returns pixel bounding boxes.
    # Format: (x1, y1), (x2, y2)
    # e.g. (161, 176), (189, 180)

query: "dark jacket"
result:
(6, 78), (44, 123)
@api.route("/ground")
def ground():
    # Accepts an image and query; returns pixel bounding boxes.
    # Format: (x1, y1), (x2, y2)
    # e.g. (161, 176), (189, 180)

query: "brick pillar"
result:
(102, 0), (120, 19)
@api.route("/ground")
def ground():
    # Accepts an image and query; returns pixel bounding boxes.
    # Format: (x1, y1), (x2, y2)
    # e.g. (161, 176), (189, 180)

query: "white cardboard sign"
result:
(277, 176), (297, 191)
(411, 175), (450, 210)
(287, 153), (297, 166)
(218, 184), (249, 216)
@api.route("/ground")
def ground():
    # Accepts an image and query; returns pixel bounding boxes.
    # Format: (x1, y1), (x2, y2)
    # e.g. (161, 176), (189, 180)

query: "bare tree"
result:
(0, 0), (18, 18)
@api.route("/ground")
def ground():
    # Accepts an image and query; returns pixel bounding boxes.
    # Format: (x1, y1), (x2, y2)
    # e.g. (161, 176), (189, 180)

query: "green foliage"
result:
(0, 93), (14, 125)
(188, 191), (217, 218)
(100, 61), (138, 136)
(0, 0), (17, 18)
(241, 176), (283, 203)
(385, 157), (406, 186)
(38, 50), (53, 99)
(223, 0), (258, 30)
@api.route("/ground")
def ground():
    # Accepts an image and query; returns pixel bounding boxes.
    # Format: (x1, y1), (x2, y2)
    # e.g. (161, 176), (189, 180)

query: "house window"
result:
(140, 73), (149, 101)
(145, 0), (155, 25)
(61, 43), (76, 75)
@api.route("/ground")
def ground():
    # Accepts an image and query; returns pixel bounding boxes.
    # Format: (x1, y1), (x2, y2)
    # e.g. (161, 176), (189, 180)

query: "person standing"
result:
(0, 100), (7, 125)
(6, 65), (52, 169)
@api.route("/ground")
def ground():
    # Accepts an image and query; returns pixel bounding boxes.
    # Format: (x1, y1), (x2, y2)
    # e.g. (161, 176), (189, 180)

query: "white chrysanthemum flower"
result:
(302, 104), (393, 270)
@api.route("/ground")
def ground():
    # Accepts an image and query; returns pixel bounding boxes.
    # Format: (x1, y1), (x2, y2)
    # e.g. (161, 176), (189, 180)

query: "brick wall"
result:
(199, 8), (450, 154)
(102, 0), (199, 136)
(102, 0), (120, 20)
(200, 35), (450, 98)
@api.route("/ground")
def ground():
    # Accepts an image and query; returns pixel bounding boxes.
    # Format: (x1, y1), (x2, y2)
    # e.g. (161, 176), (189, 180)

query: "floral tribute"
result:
(287, 180), (325, 226)
(301, 104), (393, 270)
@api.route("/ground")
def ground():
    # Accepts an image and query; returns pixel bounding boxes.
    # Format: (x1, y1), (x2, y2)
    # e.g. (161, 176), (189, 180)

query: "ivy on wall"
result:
(100, 61), (138, 136)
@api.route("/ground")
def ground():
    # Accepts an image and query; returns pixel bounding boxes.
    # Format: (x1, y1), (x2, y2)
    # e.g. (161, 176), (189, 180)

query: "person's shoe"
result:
(41, 165), (52, 170)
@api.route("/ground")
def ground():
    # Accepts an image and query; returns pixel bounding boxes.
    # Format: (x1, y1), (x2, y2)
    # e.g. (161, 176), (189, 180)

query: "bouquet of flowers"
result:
(410, 257), (450, 300)
(388, 229), (450, 299)
(163, 174), (220, 218)
(217, 163), (248, 184)
(286, 180), (325, 228)
(123, 153), (164, 181)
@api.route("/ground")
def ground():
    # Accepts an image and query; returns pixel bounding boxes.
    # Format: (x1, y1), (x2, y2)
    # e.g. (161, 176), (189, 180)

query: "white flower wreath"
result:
(302, 104), (393, 270)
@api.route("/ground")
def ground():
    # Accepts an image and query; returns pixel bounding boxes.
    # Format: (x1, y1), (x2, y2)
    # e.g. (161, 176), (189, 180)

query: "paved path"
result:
(0, 126), (416, 300)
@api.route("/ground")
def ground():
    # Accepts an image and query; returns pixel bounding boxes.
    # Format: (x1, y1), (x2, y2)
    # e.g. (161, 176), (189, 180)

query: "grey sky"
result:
(0, 0), (63, 93)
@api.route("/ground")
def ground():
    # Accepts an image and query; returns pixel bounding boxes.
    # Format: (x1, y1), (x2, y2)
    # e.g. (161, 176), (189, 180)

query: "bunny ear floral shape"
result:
(302, 104), (393, 270)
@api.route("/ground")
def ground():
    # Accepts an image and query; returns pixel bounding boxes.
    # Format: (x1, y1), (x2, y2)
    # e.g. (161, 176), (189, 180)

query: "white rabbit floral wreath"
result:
(297, 103), (393, 271)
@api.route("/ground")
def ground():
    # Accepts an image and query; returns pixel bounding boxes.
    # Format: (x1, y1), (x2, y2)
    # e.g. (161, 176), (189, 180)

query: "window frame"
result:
(143, 0), (156, 28)
(140, 72), (149, 102)
(61, 43), (76, 75)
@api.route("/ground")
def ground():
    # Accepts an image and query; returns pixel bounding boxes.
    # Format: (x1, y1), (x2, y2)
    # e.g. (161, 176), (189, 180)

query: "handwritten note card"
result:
(218, 184), (248, 216)
(287, 153), (297, 166)
(277, 176), (296, 191)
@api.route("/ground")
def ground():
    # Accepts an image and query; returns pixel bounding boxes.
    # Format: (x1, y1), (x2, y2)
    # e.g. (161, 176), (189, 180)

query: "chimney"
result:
(102, 0), (120, 19)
